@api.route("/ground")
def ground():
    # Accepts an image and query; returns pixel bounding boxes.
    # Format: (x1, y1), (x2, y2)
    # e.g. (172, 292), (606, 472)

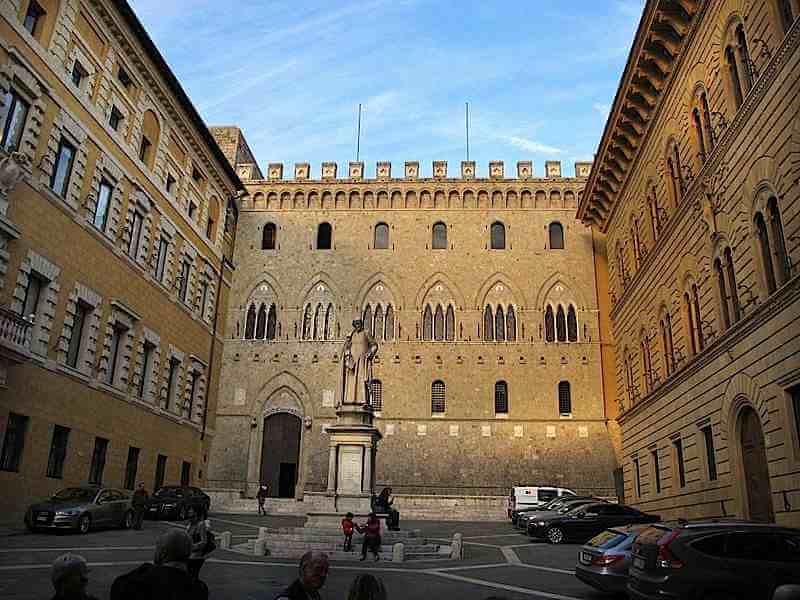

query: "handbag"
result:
(203, 530), (216, 555)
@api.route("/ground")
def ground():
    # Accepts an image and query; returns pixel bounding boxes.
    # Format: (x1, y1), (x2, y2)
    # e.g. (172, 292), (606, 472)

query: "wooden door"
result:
(739, 407), (774, 523)
(260, 413), (301, 498)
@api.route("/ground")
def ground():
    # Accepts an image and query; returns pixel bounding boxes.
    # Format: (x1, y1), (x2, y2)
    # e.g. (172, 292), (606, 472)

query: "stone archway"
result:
(737, 406), (774, 522)
(260, 412), (302, 498)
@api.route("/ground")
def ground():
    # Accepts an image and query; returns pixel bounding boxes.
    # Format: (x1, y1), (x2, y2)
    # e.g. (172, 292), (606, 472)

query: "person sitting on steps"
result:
(374, 487), (400, 531)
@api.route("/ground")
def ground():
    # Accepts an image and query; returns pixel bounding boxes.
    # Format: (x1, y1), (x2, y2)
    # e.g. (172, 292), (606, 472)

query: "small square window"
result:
(23, 1), (46, 37)
(166, 174), (176, 194)
(71, 62), (87, 88)
(117, 66), (132, 89)
(109, 106), (124, 132)
(191, 167), (204, 183)
(188, 201), (197, 220)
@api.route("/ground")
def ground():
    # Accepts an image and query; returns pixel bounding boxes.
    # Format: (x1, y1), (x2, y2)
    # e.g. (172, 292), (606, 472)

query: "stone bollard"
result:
(450, 533), (463, 560)
(254, 538), (267, 556)
(392, 542), (404, 562)
(258, 526), (269, 540)
(219, 531), (232, 550)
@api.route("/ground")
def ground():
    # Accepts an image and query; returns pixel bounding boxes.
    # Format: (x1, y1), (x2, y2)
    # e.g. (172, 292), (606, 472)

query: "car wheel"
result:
(546, 527), (565, 544)
(122, 510), (133, 530)
(78, 514), (91, 534)
(178, 505), (187, 521)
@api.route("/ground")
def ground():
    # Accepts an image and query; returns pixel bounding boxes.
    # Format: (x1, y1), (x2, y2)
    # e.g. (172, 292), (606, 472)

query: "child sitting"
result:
(341, 512), (355, 552)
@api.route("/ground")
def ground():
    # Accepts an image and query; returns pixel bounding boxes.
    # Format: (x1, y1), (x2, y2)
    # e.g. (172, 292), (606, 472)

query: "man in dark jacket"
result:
(274, 551), (329, 600)
(110, 530), (208, 600)
(131, 482), (148, 530)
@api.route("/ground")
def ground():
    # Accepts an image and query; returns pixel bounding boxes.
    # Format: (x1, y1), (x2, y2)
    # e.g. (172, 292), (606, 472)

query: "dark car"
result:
(628, 520), (800, 600)
(146, 486), (210, 521)
(25, 486), (133, 534)
(528, 502), (660, 544)
(512, 497), (564, 525)
(575, 524), (648, 594)
(520, 497), (608, 533)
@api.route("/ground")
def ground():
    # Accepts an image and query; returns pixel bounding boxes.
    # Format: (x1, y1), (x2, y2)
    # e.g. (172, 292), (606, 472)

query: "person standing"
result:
(356, 513), (381, 561)
(131, 483), (148, 530)
(274, 551), (329, 600)
(186, 510), (208, 581)
(50, 553), (98, 600)
(256, 483), (268, 516)
(341, 512), (355, 552)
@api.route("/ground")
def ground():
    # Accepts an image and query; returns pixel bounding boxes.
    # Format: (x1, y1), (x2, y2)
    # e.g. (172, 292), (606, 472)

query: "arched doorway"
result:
(260, 413), (302, 498)
(738, 406), (774, 522)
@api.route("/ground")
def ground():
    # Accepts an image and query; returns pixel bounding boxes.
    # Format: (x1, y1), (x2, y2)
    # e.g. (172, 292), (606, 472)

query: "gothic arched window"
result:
(506, 306), (516, 342)
(768, 197), (790, 286)
(432, 222), (447, 249)
(556, 305), (567, 342)
(262, 223), (276, 250)
(445, 305), (455, 341)
(755, 212), (777, 294)
(316, 222), (332, 249)
(313, 303), (323, 340)
(385, 305), (395, 341)
(567, 305), (578, 342)
(374, 223), (389, 249)
(715, 257), (730, 330)
(423, 305), (433, 341)
(549, 222), (564, 249)
(363, 305), (373, 336)
(545, 305), (555, 342)
(323, 304), (333, 340)
(724, 247), (741, 323)
(494, 381), (508, 414)
(434, 305), (444, 341)
(374, 305), (384, 341)
(483, 305), (494, 341)
(495, 306), (506, 342)
(302, 305), (312, 339)
(684, 292), (697, 356)
(490, 222), (505, 250)
(244, 304), (256, 339)
(266, 304), (277, 340)
(256, 304), (267, 339)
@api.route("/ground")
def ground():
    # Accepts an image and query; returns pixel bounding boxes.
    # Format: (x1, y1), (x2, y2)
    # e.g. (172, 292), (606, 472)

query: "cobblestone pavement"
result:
(0, 513), (618, 599)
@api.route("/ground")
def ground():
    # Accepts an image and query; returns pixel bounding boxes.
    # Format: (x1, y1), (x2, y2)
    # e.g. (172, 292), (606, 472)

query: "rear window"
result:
(587, 529), (630, 549)
(636, 524), (673, 546)
(538, 489), (558, 502)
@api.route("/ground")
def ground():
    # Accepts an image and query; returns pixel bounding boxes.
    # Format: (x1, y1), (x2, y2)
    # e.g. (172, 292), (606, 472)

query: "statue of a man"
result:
(341, 319), (378, 406)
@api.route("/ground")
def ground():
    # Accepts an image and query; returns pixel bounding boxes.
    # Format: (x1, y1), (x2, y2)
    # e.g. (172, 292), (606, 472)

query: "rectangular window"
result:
(205, 218), (214, 239)
(166, 358), (180, 411)
(88, 437), (108, 485)
(371, 380), (383, 412)
(50, 138), (76, 197)
(138, 136), (152, 163)
(138, 341), (156, 399)
(109, 106), (124, 132)
(792, 386), (800, 451)
(124, 446), (140, 490)
(702, 426), (718, 481)
(191, 166), (203, 183)
(107, 323), (128, 386)
(673, 438), (686, 487)
(46, 425), (70, 478)
(23, 1), (45, 37)
(93, 180), (113, 231)
(186, 371), (199, 419)
(154, 454), (167, 490)
(198, 280), (208, 318)
(181, 461), (191, 486)
(166, 173), (176, 194)
(21, 273), (45, 321)
(651, 449), (661, 494)
(128, 211), (143, 258)
(1, 89), (30, 152)
(66, 301), (90, 368)
(633, 457), (642, 497)
(71, 62), (87, 88)
(117, 66), (132, 89)
(188, 201), (197, 221)
(179, 260), (190, 303)
(0, 413), (28, 472)
(154, 237), (169, 282)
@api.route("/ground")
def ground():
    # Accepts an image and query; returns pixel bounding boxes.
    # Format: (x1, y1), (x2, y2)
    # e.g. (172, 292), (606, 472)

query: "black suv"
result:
(146, 486), (210, 521)
(628, 520), (800, 600)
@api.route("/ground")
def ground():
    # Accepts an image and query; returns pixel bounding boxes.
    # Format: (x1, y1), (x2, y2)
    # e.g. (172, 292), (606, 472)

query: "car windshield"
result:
(564, 503), (592, 515)
(52, 488), (96, 502)
(154, 487), (183, 498)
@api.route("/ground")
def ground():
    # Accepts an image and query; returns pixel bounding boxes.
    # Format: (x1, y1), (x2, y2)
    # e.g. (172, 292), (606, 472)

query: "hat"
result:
(51, 553), (88, 585)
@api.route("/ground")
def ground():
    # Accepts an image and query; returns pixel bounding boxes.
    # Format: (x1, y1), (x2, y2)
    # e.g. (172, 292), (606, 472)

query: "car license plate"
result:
(633, 556), (646, 570)
(36, 514), (48, 522)
(149, 507), (157, 511)
(580, 551), (592, 565)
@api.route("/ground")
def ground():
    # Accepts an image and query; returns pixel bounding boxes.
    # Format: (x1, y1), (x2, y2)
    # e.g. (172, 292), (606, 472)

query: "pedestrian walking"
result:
(274, 551), (329, 600)
(256, 483), (268, 516)
(50, 553), (98, 600)
(131, 482), (148, 530)
(341, 512), (355, 552)
(356, 512), (382, 561)
(186, 509), (210, 581)
(347, 573), (387, 600)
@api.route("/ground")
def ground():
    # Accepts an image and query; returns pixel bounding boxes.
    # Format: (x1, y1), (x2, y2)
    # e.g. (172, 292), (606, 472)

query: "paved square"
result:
(0, 513), (615, 599)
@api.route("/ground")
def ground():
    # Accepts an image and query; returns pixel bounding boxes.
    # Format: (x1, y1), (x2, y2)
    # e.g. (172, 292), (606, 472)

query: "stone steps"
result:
(265, 527), (421, 540)
(236, 539), (446, 562)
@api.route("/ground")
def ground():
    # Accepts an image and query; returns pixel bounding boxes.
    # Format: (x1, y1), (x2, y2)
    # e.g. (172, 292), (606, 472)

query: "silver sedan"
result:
(25, 486), (133, 534)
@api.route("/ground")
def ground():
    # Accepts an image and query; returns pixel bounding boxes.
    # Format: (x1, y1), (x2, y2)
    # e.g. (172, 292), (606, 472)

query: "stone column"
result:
(362, 444), (372, 494)
(326, 444), (337, 493)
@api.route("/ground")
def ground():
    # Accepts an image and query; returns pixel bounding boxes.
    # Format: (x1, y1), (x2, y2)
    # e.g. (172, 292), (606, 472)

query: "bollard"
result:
(258, 526), (268, 540)
(254, 538), (267, 556)
(450, 533), (463, 560)
(219, 531), (232, 550)
(392, 542), (404, 562)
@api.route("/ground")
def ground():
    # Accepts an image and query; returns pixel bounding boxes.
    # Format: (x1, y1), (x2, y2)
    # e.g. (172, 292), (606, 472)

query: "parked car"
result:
(25, 486), (133, 534)
(146, 486), (210, 520)
(528, 502), (660, 544)
(508, 486), (575, 518)
(628, 520), (800, 600)
(512, 496), (567, 526)
(518, 497), (607, 532)
(575, 524), (648, 594)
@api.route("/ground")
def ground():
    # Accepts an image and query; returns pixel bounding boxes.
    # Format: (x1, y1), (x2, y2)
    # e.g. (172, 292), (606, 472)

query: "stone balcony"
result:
(0, 307), (32, 386)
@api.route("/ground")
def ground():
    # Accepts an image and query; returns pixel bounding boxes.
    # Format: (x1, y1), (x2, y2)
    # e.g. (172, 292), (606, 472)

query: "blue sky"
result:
(129, 0), (644, 178)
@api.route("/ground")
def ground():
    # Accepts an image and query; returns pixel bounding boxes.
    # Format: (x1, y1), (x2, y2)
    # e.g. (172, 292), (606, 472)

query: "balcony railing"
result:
(0, 307), (32, 360)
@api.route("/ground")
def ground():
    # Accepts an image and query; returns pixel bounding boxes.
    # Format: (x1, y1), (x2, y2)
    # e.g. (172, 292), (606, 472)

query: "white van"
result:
(508, 486), (576, 517)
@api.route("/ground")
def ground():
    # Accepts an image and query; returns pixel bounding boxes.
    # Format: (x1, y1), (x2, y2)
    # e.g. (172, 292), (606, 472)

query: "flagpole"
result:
(466, 102), (470, 161)
(356, 103), (362, 162)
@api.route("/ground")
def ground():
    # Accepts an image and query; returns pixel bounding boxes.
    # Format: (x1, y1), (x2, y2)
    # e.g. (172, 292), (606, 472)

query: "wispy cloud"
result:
(593, 103), (611, 120)
(505, 136), (564, 155)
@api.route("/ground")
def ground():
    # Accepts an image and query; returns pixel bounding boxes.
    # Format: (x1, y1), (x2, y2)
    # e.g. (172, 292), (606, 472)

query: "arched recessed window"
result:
(445, 305), (455, 341)
(724, 248), (741, 324)
(374, 223), (389, 249)
(316, 222), (332, 249)
(558, 381), (571, 415)
(641, 333), (653, 393)
(777, 0), (797, 33)
(736, 25), (753, 92)
(624, 349), (635, 405)
(631, 220), (642, 268)
(262, 223), (277, 250)
(313, 303), (323, 340)
(692, 284), (704, 351)
(684, 292), (697, 356)
(423, 305), (433, 341)
(701, 92), (714, 151)
(495, 305), (506, 342)
(725, 45), (744, 109)
(266, 304), (277, 340)
(302, 305), (312, 339)
(549, 222), (564, 250)
(666, 140), (683, 205)
(692, 108), (707, 164)
(755, 212), (777, 294)
(768, 197), (790, 286)
(374, 305), (384, 341)
(544, 305), (555, 342)
(567, 305), (577, 342)
(483, 305), (494, 341)
(323, 303), (333, 340)
(506, 306), (516, 342)
(371, 379), (383, 412)
(431, 380), (446, 414)
(494, 381), (508, 414)
(617, 245), (627, 287)
(256, 304), (267, 339)
(490, 222), (506, 250)
(556, 305), (567, 342)
(434, 305), (444, 341)
(363, 305), (373, 336)
(660, 310), (675, 375)
(715, 257), (731, 330)
(140, 110), (160, 170)
(432, 222), (447, 250)
(385, 305), (395, 341)
(648, 186), (661, 240)
(244, 304), (256, 339)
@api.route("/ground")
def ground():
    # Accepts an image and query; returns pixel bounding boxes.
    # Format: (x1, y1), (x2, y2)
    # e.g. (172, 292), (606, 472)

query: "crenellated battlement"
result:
(256, 160), (594, 183)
